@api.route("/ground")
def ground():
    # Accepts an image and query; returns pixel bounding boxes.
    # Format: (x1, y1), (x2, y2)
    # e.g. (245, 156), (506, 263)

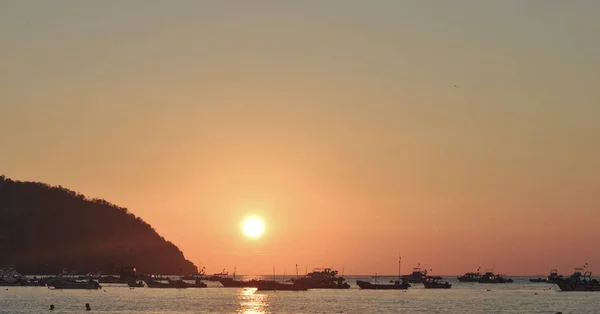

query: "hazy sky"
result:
(1, 0), (599, 275)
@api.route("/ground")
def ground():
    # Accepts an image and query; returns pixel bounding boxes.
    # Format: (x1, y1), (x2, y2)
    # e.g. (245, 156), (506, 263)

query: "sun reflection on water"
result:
(237, 288), (268, 314)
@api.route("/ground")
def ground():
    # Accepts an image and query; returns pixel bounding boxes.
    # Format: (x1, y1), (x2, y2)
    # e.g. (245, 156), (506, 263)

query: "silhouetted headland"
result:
(0, 175), (196, 275)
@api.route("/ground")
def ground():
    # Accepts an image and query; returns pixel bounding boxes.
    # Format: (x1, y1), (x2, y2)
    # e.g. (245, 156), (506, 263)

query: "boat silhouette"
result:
(477, 269), (513, 283)
(529, 269), (561, 283)
(423, 276), (452, 289)
(356, 255), (410, 290)
(556, 265), (600, 291)
(457, 267), (482, 282)
(289, 268), (350, 289)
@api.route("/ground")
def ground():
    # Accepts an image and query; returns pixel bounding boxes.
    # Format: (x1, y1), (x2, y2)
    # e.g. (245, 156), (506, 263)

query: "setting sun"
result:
(242, 217), (265, 239)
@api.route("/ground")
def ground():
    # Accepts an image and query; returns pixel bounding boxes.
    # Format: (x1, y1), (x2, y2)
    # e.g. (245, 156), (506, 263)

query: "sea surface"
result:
(0, 276), (596, 313)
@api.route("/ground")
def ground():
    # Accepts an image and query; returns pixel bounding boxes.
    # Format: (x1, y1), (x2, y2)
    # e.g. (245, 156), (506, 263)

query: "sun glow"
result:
(242, 217), (265, 239)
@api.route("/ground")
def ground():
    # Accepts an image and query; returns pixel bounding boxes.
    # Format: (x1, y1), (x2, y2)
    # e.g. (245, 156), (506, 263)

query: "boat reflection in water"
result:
(238, 287), (268, 314)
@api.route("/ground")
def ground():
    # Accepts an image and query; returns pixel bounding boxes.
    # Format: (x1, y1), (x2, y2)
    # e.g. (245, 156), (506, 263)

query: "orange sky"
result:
(1, 1), (599, 275)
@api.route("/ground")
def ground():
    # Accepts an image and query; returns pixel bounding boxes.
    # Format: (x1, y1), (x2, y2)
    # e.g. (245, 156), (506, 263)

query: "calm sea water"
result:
(0, 276), (596, 313)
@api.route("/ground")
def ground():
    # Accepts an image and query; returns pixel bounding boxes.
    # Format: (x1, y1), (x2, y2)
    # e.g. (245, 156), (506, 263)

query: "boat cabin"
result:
(423, 276), (444, 284)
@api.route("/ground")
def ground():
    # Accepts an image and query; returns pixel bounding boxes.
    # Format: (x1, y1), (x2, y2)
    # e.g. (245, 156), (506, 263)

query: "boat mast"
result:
(398, 254), (402, 282)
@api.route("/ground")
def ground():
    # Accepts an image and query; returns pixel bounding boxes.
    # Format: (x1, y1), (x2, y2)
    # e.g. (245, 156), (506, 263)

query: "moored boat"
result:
(402, 264), (428, 284)
(356, 280), (410, 290)
(556, 266), (600, 292)
(478, 270), (513, 283)
(0, 266), (27, 286)
(289, 268), (350, 289)
(457, 267), (482, 282)
(547, 269), (562, 283)
(422, 276), (452, 289)
(356, 255), (410, 290)
(22, 276), (51, 287)
(145, 278), (187, 288)
(50, 277), (102, 290)
(529, 269), (562, 283)
(217, 267), (263, 288)
(99, 266), (140, 284)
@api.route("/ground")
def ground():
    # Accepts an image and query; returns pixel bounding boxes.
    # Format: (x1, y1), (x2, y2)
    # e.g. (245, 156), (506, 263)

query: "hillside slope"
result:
(0, 175), (197, 275)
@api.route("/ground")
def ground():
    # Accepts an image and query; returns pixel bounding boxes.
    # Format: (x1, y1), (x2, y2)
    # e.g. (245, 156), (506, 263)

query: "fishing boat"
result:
(423, 276), (452, 289)
(402, 264), (428, 283)
(556, 265), (600, 292)
(21, 276), (49, 287)
(137, 272), (171, 281)
(477, 270), (513, 283)
(457, 267), (482, 282)
(97, 266), (138, 283)
(356, 255), (410, 290)
(0, 266), (27, 286)
(50, 277), (102, 290)
(145, 278), (188, 288)
(529, 269), (561, 283)
(214, 267), (262, 287)
(219, 276), (274, 288)
(289, 267), (350, 289)
(356, 279), (410, 290)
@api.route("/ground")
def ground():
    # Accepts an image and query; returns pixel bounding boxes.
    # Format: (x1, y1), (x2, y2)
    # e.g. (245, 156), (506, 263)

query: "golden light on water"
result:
(242, 216), (265, 239)
(238, 287), (267, 314)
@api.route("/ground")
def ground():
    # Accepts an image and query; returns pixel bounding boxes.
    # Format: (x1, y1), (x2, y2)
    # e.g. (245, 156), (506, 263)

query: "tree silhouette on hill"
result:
(0, 175), (197, 275)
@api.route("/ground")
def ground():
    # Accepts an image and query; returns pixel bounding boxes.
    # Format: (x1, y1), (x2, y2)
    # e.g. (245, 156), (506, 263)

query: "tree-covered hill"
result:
(0, 175), (197, 275)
